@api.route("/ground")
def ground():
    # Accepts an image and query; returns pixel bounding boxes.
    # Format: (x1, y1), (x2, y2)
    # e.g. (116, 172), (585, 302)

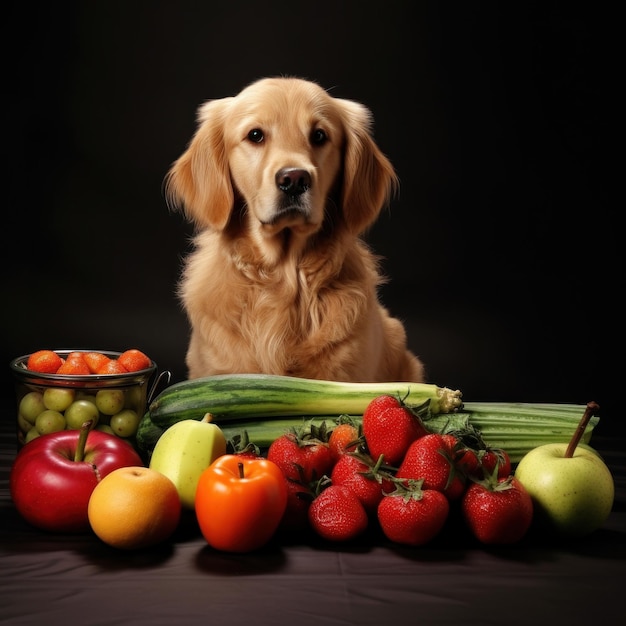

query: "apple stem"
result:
(73, 420), (93, 462)
(238, 462), (245, 479)
(565, 401), (600, 458)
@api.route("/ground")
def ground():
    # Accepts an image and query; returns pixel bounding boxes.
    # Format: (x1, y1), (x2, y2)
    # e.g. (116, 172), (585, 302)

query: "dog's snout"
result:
(276, 168), (311, 197)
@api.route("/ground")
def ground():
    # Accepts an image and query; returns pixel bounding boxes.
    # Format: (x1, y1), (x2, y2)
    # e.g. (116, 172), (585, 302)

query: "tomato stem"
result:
(565, 401), (599, 458)
(73, 420), (93, 462)
(238, 461), (245, 479)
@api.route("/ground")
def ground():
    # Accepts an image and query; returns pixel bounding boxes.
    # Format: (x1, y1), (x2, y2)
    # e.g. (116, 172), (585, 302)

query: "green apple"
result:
(149, 414), (227, 509)
(515, 402), (614, 537)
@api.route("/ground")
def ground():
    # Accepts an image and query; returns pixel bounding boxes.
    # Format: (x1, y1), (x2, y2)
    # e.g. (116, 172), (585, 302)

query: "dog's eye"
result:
(311, 129), (327, 145)
(247, 128), (264, 143)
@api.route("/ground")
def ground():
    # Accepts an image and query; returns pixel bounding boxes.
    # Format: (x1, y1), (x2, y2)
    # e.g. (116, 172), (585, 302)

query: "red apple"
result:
(10, 421), (143, 533)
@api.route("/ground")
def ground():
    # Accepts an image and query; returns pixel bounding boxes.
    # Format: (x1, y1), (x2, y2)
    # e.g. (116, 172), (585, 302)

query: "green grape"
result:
(25, 427), (40, 443)
(76, 391), (98, 404)
(18, 413), (33, 435)
(18, 391), (46, 423)
(110, 409), (140, 438)
(124, 385), (144, 410)
(43, 387), (76, 412)
(95, 389), (125, 416)
(35, 410), (66, 435)
(65, 399), (100, 430)
(96, 424), (116, 436)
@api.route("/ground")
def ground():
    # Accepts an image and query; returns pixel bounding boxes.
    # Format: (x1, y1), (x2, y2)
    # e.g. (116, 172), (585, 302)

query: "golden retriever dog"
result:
(165, 76), (425, 383)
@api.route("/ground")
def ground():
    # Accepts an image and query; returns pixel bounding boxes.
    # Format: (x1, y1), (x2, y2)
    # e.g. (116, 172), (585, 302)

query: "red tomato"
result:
(195, 454), (288, 552)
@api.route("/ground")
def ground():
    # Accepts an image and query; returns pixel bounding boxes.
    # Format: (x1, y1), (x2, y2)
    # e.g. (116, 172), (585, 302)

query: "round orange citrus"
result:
(117, 349), (151, 372)
(88, 466), (181, 550)
(27, 350), (63, 373)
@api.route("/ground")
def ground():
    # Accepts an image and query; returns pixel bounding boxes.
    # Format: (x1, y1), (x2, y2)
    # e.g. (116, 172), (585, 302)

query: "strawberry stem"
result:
(565, 401), (599, 458)
(73, 420), (93, 462)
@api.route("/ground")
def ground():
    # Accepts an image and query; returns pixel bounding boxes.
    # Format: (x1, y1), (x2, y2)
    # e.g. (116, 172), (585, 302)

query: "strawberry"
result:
(396, 433), (466, 500)
(267, 422), (334, 483)
(477, 447), (511, 479)
(226, 431), (264, 458)
(328, 416), (362, 463)
(278, 471), (326, 533)
(461, 474), (533, 544)
(308, 484), (368, 542)
(377, 478), (450, 546)
(330, 452), (394, 514)
(446, 423), (512, 480)
(362, 394), (430, 466)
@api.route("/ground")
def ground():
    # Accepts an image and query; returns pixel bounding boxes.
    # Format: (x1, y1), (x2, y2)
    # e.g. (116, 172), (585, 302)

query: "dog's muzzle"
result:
(275, 167), (311, 197)
(259, 167), (315, 229)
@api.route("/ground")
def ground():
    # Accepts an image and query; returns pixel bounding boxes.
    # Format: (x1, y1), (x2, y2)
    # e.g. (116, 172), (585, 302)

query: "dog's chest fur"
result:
(182, 232), (377, 378)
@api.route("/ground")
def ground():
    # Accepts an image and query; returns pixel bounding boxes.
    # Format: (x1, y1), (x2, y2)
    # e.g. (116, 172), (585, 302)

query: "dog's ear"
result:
(164, 98), (234, 231)
(337, 99), (399, 235)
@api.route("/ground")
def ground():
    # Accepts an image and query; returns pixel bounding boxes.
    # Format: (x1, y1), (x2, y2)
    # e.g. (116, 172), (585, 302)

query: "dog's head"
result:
(165, 77), (398, 256)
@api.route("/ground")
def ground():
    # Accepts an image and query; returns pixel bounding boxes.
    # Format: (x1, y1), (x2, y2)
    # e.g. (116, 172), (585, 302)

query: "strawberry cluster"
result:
(260, 395), (533, 546)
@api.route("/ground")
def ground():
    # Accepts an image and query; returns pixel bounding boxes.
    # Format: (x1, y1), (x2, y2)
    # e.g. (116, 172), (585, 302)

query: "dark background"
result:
(4, 2), (621, 435)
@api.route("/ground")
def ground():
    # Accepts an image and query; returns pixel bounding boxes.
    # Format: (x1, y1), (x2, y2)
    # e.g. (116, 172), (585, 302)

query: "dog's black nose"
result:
(276, 168), (311, 196)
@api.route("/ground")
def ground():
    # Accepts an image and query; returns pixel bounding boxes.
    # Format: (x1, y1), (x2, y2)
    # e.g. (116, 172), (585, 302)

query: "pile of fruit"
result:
(15, 349), (153, 445)
(26, 348), (152, 376)
(8, 365), (616, 553)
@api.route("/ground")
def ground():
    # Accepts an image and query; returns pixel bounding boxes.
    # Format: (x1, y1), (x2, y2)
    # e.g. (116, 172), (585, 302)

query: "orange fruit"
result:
(83, 351), (111, 374)
(56, 352), (90, 375)
(117, 349), (151, 372)
(27, 350), (63, 373)
(88, 466), (181, 550)
(96, 359), (128, 375)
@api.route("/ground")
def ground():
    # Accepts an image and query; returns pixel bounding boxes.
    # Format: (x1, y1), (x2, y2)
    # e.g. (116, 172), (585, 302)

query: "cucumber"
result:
(135, 410), (165, 461)
(147, 373), (463, 429)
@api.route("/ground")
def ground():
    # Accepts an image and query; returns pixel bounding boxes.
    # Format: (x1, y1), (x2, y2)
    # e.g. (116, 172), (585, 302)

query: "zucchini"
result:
(147, 373), (463, 428)
(135, 410), (165, 462)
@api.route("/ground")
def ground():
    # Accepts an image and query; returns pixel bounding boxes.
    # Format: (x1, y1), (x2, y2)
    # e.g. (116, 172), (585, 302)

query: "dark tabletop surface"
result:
(1, 410), (624, 626)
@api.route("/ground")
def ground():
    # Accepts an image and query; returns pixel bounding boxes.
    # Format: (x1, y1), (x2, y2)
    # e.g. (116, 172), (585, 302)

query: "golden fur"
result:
(165, 77), (424, 383)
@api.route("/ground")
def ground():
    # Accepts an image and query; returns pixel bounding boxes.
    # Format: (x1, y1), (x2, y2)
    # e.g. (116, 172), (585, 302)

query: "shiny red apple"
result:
(10, 421), (143, 533)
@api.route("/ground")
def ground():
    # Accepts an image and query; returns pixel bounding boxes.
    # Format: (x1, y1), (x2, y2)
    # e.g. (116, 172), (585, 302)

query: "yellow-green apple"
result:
(10, 420), (143, 533)
(149, 414), (227, 508)
(515, 402), (614, 537)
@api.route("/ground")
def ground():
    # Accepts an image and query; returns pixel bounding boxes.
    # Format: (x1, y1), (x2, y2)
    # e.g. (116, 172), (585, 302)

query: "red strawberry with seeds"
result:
(476, 447), (512, 480)
(362, 394), (430, 466)
(377, 478), (450, 546)
(278, 472), (326, 533)
(396, 433), (466, 500)
(461, 474), (533, 544)
(267, 422), (333, 483)
(330, 452), (393, 514)
(308, 484), (368, 542)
